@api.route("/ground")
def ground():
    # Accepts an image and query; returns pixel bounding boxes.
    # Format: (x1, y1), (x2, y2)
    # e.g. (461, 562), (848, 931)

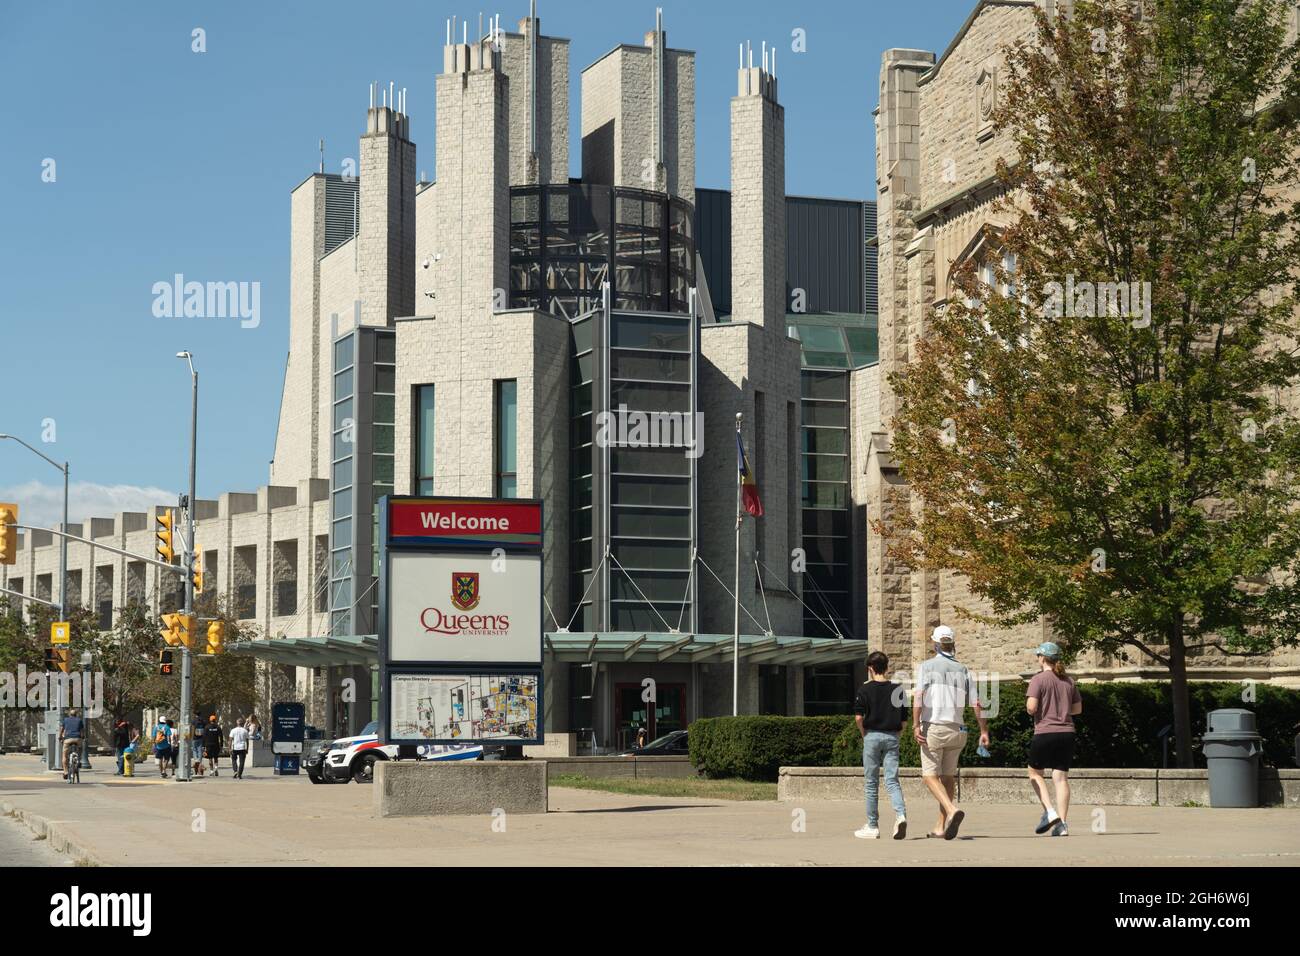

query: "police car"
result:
(306, 721), (483, 784)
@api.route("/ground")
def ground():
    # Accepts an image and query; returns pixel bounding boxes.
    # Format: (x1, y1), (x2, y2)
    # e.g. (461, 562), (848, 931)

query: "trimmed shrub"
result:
(828, 680), (1300, 769)
(689, 715), (855, 781)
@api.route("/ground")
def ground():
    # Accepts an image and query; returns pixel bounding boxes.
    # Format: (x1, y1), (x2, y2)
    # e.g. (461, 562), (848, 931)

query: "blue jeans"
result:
(115, 748), (125, 774)
(862, 731), (906, 828)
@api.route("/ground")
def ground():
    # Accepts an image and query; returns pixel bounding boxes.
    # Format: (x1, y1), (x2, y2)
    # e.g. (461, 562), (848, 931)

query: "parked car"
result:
(306, 721), (483, 784)
(618, 729), (688, 756)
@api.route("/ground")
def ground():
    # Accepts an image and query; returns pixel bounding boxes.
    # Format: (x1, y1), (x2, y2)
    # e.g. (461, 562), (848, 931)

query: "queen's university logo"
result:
(451, 572), (481, 611)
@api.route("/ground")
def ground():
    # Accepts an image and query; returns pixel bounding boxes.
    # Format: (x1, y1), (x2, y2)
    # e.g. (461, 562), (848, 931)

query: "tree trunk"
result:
(1169, 616), (1194, 769)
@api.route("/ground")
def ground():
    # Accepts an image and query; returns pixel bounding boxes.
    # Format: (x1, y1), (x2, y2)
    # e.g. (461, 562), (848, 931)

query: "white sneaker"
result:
(892, 817), (907, 840)
(1051, 821), (1069, 837)
(854, 824), (880, 839)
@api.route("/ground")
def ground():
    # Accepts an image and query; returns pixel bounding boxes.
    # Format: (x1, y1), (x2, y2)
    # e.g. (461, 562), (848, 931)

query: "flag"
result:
(736, 431), (764, 517)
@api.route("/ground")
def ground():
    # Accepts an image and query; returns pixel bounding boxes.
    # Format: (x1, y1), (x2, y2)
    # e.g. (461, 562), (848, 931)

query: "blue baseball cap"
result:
(1032, 642), (1062, 660)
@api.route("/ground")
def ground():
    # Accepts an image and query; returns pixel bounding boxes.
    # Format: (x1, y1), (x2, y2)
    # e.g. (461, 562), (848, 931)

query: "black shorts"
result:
(204, 745), (220, 759)
(1029, 732), (1076, 771)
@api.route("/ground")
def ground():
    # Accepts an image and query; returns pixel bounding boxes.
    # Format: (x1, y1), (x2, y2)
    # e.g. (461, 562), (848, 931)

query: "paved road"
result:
(0, 810), (72, 866)
(0, 754), (1296, 867)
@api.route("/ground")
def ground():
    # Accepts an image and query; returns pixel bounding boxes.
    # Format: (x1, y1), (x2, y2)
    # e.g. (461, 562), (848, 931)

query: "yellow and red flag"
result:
(736, 432), (764, 517)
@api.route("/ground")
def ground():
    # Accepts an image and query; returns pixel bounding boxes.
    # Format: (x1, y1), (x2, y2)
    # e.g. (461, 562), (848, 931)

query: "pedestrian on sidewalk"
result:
(229, 719), (249, 779)
(912, 625), (989, 840)
(853, 650), (909, 840)
(191, 712), (206, 777)
(203, 714), (223, 777)
(1026, 642), (1082, 837)
(152, 717), (173, 778)
(112, 719), (131, 775)
(245, 713), (262, 741)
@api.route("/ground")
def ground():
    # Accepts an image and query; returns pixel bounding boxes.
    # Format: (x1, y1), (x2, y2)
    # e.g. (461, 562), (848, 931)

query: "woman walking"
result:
(1026, 642), (1082, 836)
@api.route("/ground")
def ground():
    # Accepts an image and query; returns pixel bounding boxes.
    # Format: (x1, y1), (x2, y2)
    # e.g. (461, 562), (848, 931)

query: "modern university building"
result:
(7, 1), (1297, 750)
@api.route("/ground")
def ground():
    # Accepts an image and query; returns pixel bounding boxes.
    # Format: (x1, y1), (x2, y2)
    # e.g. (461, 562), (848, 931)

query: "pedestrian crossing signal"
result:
(158, 649), (174, 676)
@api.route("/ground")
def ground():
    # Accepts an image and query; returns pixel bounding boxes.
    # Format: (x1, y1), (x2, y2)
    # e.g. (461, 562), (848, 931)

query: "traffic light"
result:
(192, 549), (204, 595)
(0, 502), (17, 566)
(160, 612), (181, 647)
(155, 510), (175, 563)
(158, 649), (174, 676)
(206, 619), (225, 655)
(177, 613), (198, 650)
(45, 647), (70, 674)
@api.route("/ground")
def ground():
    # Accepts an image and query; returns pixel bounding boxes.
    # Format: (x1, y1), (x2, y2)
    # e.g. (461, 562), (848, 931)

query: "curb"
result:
(1, 800), (108, 867)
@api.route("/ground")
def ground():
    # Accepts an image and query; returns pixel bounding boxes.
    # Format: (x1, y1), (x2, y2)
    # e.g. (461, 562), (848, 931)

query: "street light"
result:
(0, 433), (70, 772)
(79, 650), (93, 770)
(175, 351), (198, 782)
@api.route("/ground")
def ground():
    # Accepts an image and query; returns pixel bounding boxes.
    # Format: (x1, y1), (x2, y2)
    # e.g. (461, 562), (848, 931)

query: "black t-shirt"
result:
(112, 724), (131, 748)
(203, 724), (222, 747)
(853, 681), (909, 733)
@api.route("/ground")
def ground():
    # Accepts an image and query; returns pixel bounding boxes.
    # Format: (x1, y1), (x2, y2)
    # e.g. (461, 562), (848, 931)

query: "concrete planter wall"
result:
(542, 755), (697, 780)
(778, 766), (1300, 807)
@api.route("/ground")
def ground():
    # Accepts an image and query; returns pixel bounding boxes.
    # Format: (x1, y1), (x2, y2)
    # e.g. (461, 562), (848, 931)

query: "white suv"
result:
(312, 721), (483, 784)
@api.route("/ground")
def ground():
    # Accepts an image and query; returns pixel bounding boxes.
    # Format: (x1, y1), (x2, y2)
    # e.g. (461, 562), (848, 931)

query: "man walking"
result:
(228, 718), (249, 779)
(203, 714), (223, 777)
(912, 625), (989, 840)
(853, 651), (909, 840)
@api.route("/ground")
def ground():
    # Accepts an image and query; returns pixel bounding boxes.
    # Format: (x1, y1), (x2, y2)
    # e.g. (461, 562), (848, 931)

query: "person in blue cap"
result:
(1026, 642), (1082, 836)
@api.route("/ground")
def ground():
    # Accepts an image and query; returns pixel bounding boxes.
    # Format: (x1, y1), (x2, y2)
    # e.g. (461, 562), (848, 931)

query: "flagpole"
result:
(733, 411), (743, 717)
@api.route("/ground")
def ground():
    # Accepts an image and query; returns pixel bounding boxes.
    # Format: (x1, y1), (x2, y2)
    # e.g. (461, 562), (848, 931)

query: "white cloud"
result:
(0, 480), (177, 530)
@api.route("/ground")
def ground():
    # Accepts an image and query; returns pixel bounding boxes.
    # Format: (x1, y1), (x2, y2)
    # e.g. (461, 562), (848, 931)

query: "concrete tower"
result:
(729, 46), (785, 328)
(580, 13), (695, 204)
(498, 9), (570, 186)
(358, 92), (416, 327)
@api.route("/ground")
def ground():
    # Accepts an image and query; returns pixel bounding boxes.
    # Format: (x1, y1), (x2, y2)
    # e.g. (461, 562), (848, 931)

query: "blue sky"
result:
(0, 0), (975, 526)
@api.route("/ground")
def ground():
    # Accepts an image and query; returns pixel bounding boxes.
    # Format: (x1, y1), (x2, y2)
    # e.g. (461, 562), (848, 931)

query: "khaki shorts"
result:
(920, 722), (967, 777)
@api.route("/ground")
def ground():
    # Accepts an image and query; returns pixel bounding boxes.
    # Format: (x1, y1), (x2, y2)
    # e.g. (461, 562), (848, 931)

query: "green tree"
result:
(883, 0), (1300, 767)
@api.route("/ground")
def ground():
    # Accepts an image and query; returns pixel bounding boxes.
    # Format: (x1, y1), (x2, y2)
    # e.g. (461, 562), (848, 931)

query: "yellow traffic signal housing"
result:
(52, 647), (70, 674)
(158, 649), (174, 676)
(206, 620), (226, 655)
(177, 613), (198, 650)
(155, 510), (175, 563)
(0, 502), (17, 566)
(160, 612), (181, 647)
(192, 549), (204, 595)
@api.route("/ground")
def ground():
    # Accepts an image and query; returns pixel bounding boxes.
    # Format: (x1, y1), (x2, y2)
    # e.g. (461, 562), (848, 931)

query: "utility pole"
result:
(177, 352), (198, 782)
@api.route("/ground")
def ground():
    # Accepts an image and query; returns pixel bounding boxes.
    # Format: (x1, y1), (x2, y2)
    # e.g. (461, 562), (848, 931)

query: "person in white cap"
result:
(912, 625), (989, 840)
(1026, 641), (1082, 836)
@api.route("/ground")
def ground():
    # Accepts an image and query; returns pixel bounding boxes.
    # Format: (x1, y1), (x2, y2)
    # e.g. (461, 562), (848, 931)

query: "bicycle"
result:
(65, 749), (81, 784)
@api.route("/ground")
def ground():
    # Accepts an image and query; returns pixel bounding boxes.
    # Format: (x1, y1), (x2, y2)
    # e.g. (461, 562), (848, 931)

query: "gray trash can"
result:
(1202, 708), (1263, 808)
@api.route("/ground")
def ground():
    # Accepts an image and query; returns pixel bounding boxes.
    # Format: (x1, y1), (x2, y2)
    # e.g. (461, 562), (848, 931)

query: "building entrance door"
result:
(614, 682), (686, 750)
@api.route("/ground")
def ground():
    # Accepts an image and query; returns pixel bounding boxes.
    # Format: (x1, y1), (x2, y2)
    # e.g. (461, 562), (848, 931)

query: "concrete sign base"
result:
(374, 759), (548, 816)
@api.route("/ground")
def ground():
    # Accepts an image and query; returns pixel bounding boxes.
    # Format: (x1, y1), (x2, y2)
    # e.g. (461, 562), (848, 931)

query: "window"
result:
(495, 380), (518, 498)
(414, 385), (435, 495)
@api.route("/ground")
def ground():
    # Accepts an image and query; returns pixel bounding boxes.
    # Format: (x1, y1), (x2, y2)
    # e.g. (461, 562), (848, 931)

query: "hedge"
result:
(829, 680), (1300, 770)
(689, 715), (855, 781)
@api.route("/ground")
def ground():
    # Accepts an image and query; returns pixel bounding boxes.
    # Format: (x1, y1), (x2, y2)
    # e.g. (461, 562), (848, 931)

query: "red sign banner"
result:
(388, 497), (542, 548)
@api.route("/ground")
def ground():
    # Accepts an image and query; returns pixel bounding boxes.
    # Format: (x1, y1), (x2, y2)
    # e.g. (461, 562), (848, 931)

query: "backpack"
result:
(154, 728), (167, 745)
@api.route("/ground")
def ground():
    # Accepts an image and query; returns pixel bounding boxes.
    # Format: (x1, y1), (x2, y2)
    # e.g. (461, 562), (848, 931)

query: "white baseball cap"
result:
(931, 625), (955, 644)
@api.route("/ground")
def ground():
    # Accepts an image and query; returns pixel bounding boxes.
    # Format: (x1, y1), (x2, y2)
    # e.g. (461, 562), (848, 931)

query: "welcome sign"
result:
(378, 495), (544, 746)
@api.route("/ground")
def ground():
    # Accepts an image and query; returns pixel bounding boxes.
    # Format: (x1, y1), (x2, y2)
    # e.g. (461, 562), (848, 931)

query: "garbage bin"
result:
(1202, 708), (1263, 808)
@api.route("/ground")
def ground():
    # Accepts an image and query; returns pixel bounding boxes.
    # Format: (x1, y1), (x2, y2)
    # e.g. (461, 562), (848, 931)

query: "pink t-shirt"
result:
(1027, 670), (1081, 734)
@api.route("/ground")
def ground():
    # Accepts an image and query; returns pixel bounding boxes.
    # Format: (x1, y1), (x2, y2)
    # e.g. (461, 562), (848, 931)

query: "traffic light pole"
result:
(177, 353), (198, 783)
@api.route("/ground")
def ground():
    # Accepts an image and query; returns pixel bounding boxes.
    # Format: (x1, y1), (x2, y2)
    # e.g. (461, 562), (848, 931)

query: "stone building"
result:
(868, 0), (1300, 685)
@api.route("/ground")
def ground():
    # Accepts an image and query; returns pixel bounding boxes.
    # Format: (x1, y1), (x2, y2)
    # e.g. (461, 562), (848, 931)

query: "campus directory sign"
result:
(378, 496), (544, 747)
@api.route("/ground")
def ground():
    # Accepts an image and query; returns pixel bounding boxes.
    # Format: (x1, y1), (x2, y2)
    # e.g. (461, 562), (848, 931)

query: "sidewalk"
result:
(1, 754), (1296, 866)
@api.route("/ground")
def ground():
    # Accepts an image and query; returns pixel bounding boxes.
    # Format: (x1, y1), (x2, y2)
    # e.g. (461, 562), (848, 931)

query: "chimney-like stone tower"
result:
(358, 98), (416, 327)
(498, 12), (570, 186)
(433, 37), (509, 326)
(729, 49), (784, 328)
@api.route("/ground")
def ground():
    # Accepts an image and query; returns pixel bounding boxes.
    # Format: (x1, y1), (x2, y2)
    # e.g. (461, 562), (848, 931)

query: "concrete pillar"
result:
(729, 57), (784, 328)
(358, 102), (416, 328)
